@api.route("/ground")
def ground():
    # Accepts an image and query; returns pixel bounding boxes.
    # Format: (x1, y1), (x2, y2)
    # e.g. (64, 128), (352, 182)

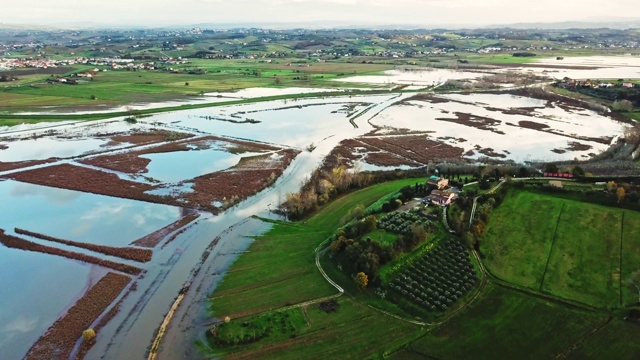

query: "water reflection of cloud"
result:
(1, 315), (39, 334)
(9, 182), (80, 205)
(70, 222), (92, 238)
(0, 315), (40, 350)
(80, 202), (132, 222)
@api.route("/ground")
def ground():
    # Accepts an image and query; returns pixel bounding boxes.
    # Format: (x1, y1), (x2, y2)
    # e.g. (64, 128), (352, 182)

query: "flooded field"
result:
(334, 68), (493, 86)
(0, 180), (182, 247)
(0, 56), (637, 360)
(528, 55), (640, 79)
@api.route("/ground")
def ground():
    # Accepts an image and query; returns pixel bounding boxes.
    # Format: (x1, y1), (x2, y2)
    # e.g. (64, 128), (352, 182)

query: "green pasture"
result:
(482, 189), (640, 309)
(203, 298), (420, 359)
(209, 178), (425, 318)
(395, 284), (606, 360)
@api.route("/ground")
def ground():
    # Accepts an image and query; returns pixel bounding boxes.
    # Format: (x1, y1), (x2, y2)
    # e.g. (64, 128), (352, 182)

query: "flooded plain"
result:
(0, 56), (638, 360)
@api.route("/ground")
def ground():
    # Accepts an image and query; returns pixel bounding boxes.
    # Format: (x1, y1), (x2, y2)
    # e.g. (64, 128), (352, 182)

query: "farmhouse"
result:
(430, 189), (458, 206)
(427, 175), (449, 190)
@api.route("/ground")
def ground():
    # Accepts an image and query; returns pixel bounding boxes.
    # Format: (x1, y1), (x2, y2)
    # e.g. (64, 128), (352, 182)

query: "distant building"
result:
(427, 175), (449, 190)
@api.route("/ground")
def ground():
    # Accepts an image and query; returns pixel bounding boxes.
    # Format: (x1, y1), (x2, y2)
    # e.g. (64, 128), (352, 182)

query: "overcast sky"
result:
(2, 0), (640, 27)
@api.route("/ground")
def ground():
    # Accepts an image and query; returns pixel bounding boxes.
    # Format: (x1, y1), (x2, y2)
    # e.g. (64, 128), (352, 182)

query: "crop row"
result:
(388, 237), (477, 312)
(378, 211), (432, 235)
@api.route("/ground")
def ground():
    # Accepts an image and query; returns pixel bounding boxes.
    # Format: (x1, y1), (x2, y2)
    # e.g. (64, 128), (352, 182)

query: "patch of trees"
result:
(330, 212), (434, 284)
(387, 237), (477, 314)
(512, 52), (537, 57)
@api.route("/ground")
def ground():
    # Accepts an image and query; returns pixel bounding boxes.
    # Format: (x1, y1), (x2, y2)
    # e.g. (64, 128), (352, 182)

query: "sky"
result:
(1, 0), (640, 27)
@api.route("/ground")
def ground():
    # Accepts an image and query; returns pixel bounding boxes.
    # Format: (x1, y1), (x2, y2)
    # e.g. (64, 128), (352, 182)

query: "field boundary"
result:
(539, 202), (565, 292)
(619, 211), (625, 307)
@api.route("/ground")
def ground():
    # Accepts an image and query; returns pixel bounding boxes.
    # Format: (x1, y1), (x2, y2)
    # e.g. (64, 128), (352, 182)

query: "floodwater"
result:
(369, 93), (626, 162)
(0, 55), (637, 360)
(140, 148), (264, 183)
(145, 94), (391, 148)
(0, 137), (112, 162)
(0, 244), (104, 359)
(511, 55), (640, 80)
(14, 87), (356, 116)
(334, 68), (492, 86)
(0, 180), (182, 247)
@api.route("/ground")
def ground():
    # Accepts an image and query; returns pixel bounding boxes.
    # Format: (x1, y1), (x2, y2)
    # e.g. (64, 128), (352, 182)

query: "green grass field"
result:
(482, 189), (640, 309)
(0, 60), (392, 112)
(542, 201), (622, 308)
(209, 178), (425, 318)
(204, 298), (421, 359)
(568, 319), (640, 359)
(394, 284), (607, 360)
(482, 191), (562, 289)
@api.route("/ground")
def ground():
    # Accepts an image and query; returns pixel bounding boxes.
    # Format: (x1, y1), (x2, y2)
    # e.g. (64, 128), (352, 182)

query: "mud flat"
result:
(14, 228), (152, 263)
(24, 272), (131, 360)
(0, 231), (141, 275)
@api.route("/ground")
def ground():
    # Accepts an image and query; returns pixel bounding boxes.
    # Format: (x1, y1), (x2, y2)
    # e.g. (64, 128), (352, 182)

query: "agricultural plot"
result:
(622, 213), (640, 306)
(396, 284), (607, 360)
(204, 298), (419, 360)
(542, 201), (623, 308)
(482, 191), (563, 289)
(377, 211), (434, 237)
(569, 319), (640, 359)
(483, 189), (640, 309)
(387, 237), (477, 315)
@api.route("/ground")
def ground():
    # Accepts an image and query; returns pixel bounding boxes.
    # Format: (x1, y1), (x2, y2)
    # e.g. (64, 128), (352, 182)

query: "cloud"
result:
(1, 0), (640, 26)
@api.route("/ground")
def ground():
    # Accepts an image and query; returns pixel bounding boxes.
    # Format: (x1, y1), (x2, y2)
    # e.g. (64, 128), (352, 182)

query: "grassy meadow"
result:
(482, 189), (640, 309)
(394, 284), (607, 360)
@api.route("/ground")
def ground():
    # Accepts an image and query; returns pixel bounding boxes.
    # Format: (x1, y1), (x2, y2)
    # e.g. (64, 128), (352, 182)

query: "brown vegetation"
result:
(359, 135), (465, 164)
(0, 231), (142, 275)
(131, 213), (200, 248)
(0, 159), (56, 172)
(518, 120), (550, 131)
(435, 112), (505, 134)
(24, 272), (131, 360)
(5, 163), (165, 205)
(104, 130), (194, 146)
(14, 227), (152, 262)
